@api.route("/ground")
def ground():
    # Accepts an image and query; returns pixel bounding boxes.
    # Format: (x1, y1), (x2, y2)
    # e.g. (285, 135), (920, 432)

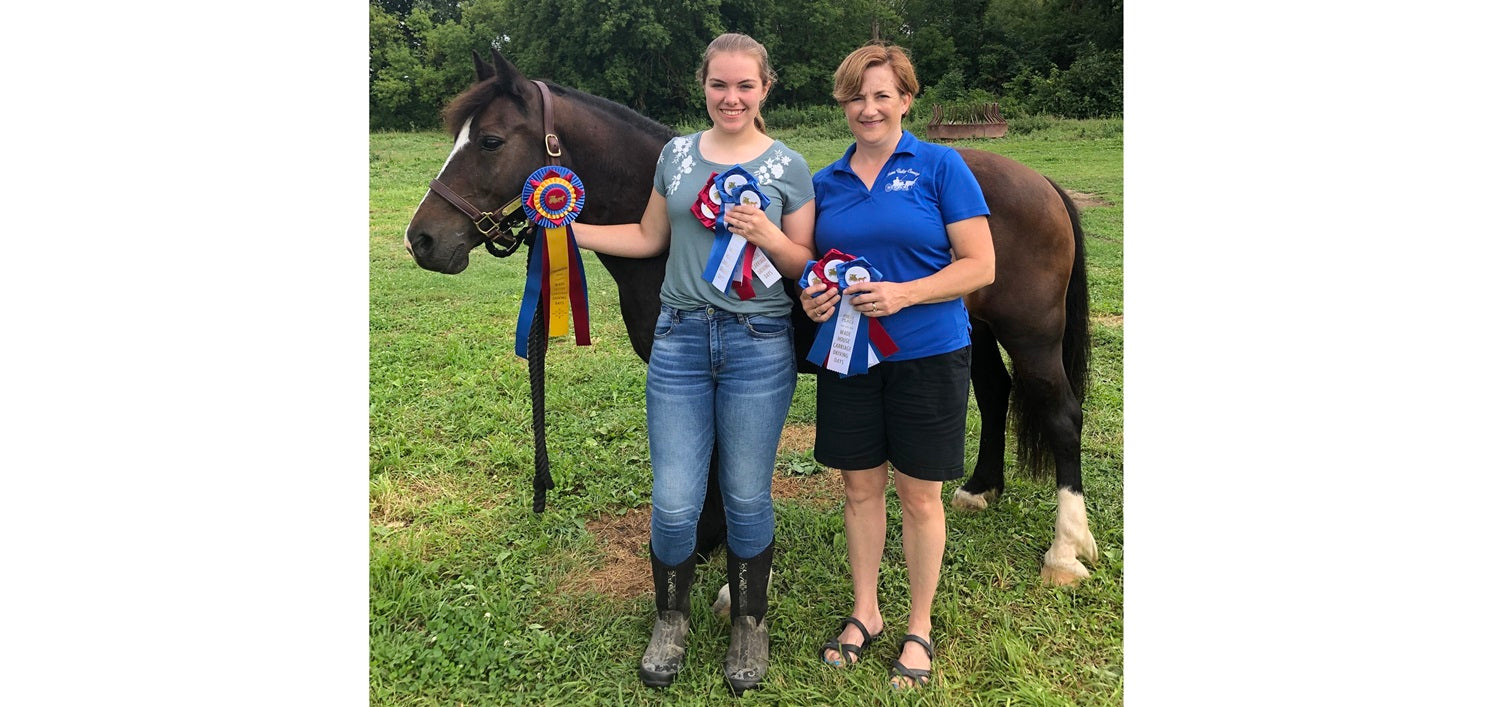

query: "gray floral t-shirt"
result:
(653, 132), (814, 316)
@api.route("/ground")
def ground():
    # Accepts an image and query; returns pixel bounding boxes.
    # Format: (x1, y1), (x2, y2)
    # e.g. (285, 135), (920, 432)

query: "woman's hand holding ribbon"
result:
(724, 203), (779, 249)
(802, 280), (839, 322)
(842, 280), (909, 318)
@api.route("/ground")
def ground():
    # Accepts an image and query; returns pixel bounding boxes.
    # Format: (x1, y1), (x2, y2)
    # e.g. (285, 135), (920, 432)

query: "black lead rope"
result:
(483, 220), (533, 259)
(528, 294), (554, 513)
(523, 79), (561, 512)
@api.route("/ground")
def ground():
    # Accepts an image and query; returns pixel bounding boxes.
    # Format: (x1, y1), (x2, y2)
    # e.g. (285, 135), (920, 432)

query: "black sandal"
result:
(818, 616), (880, 666)
(889, 634), (934, 688)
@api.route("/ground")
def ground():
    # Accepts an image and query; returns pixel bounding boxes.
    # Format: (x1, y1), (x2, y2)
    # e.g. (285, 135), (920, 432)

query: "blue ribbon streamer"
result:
(805, 258), (889, 377)
(700, 166), (770, 297)
(700, 210), (738, 288)
(515, 238), (547, 359)
(805, 317), (837, 369)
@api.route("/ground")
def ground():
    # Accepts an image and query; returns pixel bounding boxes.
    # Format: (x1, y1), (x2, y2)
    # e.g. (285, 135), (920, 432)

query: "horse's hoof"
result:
(712, 574), (769, 618)
(712, 583), (731, 618)
(950, 487), (998, 511)
(1040, 558), (1091, 587)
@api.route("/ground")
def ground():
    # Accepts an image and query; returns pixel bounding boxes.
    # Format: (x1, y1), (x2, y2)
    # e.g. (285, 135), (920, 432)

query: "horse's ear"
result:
(489, 48), (531, 98)
(472, 50), (494, 82)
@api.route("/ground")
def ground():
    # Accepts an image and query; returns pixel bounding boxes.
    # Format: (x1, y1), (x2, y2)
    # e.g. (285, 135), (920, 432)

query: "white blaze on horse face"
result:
(438, 116), (474, 178)
(406, 116), (475, 252)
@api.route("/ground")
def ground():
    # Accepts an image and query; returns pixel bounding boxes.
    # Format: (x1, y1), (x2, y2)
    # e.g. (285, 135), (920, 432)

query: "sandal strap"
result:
(899, 633), (933, 659)
(819, 616), (880, 666)
(890, 658), (932, 685)
(818, 638), (861, 665)
(839, 616), (875, 646)
(891, 635), (935, 687)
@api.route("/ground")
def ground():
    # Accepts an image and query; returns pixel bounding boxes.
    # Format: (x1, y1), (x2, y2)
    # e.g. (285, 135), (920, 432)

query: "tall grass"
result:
(371, 118), (1122, 705)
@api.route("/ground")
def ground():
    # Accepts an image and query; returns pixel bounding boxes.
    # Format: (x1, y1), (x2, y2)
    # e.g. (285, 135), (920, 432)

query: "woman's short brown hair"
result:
(832, 43), (920, 106)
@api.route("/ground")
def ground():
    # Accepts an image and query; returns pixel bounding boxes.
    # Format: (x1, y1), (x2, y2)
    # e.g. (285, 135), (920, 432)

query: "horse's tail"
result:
(1008, 178), (1090, 480)
(1052, 178), (1091, 403)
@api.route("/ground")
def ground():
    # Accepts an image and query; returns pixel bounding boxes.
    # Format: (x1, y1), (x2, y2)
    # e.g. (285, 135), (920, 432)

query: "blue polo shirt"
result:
(812, 130), (989, 361)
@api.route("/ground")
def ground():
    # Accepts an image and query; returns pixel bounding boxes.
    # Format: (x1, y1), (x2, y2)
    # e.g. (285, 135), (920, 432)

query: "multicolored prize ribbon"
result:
(697, 165), (780, 300)
(515, 166), (591, 358)
(804, 250), (899, 377)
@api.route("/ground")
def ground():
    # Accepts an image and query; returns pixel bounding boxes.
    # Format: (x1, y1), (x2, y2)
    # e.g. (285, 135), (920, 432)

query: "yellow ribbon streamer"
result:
(545, 226), (570, 337)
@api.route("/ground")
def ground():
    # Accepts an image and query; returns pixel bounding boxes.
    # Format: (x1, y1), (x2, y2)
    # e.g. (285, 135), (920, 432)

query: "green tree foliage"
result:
(504, 0), (724, 121)
(716, 0), (899, 107)
(368, 0), (1122, 131)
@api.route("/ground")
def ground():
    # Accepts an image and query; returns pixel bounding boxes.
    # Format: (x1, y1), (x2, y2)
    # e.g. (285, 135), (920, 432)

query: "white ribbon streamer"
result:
(827, 295), (862, 374)
(709, 233), (747, 291)
(751, 248), (780, 287)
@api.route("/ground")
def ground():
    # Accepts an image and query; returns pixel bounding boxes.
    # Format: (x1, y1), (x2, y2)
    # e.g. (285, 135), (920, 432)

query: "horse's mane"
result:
(554, 84), (678, 142)
(443, 76), (676, 144)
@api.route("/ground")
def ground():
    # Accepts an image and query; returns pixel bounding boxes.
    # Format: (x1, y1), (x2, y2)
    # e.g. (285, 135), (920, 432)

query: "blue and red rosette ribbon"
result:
(697, 165), (780, 300)
(804, 249), (899, 376)
(515, 166), (591, 358)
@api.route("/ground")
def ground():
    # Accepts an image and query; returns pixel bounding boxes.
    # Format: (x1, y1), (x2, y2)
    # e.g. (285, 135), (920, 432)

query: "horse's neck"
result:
(559, 103), (671, 224)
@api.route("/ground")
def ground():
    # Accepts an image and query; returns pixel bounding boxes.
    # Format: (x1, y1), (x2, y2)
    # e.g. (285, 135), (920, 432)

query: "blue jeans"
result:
(646, 304), (796, 565)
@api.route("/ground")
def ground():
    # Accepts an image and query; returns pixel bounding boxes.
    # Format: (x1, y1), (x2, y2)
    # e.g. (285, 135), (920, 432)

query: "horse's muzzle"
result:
(404, 230), (470, 274)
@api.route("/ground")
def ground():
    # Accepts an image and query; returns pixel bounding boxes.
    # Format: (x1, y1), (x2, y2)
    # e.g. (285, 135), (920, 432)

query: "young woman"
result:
(802, 43), (994, 689)
(571, 33), (815, 694)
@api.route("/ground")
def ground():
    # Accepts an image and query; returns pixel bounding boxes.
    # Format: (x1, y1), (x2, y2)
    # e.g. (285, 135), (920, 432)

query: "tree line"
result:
(370, 0), (1122, 131)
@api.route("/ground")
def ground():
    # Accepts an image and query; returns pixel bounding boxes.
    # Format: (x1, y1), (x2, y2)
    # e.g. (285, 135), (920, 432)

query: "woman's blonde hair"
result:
(832, 42), (919, 117)
(697, 33), (777, 134)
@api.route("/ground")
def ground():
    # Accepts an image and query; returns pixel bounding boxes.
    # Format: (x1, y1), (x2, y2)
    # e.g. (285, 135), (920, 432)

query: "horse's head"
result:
(405, 50), (557, 274)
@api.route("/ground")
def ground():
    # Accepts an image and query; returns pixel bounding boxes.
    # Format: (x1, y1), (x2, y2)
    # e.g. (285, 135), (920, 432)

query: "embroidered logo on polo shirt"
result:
(882, 167), (920, 192)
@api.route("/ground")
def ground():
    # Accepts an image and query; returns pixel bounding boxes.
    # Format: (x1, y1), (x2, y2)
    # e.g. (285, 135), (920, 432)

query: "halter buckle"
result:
(544, 133), (562, 158)
(474, 212), (501, 235)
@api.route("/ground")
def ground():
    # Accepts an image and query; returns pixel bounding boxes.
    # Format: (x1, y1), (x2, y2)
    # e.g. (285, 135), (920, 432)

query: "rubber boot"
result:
(723, 540), (774, 694)
(639, 545), (696, 688)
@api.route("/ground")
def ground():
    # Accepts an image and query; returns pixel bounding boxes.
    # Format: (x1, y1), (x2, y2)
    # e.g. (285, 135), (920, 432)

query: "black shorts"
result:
(813, 346), (971, 482)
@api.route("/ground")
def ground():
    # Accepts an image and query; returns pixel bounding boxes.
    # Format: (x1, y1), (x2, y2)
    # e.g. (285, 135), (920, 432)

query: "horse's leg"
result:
(697, 450), (738, 617)
(694, 449), (728, 563)
(953, 320), (1011, 511)
(1041, 404), (1098, 586)
(1011, 348), (1098, 586)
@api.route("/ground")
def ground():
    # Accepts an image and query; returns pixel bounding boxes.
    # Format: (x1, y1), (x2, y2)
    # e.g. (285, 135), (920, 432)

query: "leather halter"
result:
(427, 79), (563, 258)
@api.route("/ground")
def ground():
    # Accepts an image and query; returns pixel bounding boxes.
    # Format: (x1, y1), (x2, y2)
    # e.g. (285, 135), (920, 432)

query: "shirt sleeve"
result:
(653, 140), (672, 197)
(936, 148), (990, 224)
(781, 148), (816, 215)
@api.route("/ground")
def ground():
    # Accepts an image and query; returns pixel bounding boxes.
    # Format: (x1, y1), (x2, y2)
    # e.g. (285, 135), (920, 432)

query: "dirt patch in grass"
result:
(370, 476), (450, 528)
(370, 474), (508, 531)
(562, 506), (652, 599)
(773, 467), (845, 506)
(564, 424), (843, 598)
(1093, 314), (1123, 328)
(774, 423), (844, 505)
(1065, 189), (1112, 209)
(778, 423), (815, 455)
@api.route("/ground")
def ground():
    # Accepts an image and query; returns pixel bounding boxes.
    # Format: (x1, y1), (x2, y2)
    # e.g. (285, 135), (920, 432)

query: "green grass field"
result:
(370, 118), (1123, 705)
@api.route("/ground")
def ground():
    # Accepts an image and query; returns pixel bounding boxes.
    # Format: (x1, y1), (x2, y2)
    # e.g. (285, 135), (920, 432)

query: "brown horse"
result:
(404, 50), (1097, 585)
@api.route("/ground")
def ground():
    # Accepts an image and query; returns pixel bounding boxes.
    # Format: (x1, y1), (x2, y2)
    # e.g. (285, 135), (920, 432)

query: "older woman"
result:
(802, 42), (994, 689)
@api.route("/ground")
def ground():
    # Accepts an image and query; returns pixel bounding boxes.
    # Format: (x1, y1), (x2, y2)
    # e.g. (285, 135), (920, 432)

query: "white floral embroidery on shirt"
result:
(751, 151), (792, 189)
(665, 136), (694, 197)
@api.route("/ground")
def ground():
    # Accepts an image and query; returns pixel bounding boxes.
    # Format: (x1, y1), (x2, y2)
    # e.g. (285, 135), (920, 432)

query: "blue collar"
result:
(835, 130), (921, 176)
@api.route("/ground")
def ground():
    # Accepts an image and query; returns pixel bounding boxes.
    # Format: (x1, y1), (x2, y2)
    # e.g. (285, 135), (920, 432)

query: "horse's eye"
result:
(480, 136), (504, 151)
